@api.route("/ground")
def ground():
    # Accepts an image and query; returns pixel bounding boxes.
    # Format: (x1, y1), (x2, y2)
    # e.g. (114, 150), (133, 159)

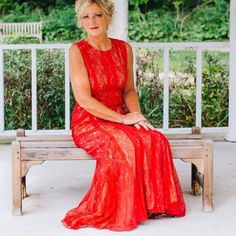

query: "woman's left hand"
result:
(134, 119), (156, 131)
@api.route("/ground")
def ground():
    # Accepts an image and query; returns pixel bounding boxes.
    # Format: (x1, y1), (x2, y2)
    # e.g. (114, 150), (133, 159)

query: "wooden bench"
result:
(0, 22), (42, 43)
(12, 127), (213, 216)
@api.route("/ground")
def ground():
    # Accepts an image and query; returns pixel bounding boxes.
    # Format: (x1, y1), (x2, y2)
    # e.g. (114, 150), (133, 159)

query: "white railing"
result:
(0, 22), (42, 43)
(0, 42), (229, 137)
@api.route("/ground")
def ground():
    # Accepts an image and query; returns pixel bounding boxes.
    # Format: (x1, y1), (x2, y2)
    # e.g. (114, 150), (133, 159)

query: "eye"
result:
(95, 13), (102, 17)
(83, 15), (89, 19)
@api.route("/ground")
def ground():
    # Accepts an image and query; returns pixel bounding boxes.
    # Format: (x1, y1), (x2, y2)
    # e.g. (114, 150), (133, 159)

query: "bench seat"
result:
(12, 128), (213, 215)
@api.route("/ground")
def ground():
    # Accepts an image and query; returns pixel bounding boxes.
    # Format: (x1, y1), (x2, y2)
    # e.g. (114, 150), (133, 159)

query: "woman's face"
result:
(82, 3), (109, 37)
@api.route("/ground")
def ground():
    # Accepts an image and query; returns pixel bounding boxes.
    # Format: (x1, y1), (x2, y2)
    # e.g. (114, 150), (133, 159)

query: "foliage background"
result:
(0, 0), (230, 42)
(0, 0), (230, 130)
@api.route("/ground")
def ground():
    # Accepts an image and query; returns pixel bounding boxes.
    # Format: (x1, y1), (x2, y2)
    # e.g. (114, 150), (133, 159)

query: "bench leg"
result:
(191, 164), (201, 195)
(203, 140), (213, 212)
(12, 141), (22, 216)
(22, 176), (27, 199)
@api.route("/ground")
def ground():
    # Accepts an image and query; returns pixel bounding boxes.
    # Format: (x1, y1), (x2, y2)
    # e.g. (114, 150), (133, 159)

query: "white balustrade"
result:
(0, 42), (230, 136)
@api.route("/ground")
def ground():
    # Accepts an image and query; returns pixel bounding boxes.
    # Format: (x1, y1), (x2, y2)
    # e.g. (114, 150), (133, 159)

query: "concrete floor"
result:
(0, 141), (236, 236)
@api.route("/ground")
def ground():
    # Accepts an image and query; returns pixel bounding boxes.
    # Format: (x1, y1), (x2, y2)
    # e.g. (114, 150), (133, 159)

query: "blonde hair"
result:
(75, 0), (115, 28)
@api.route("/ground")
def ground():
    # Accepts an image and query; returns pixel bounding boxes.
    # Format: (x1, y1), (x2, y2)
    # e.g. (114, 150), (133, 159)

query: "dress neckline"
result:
(83, 38), (113, 52)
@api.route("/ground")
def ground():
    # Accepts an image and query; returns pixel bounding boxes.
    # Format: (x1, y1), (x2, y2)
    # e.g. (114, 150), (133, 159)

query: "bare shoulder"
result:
(124, 41), (132, 53)
(69, 43), (84, 64)
(124, 42), (133, 60)
(125, 42), (133, 56)
(70, 43), (81, 56)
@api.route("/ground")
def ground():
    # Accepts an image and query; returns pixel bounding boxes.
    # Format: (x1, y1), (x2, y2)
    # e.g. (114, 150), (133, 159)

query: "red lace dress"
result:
(61, 38), (186, 231)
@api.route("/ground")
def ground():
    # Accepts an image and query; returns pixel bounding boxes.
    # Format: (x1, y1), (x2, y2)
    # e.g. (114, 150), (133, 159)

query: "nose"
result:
(90, 17), (96, 23)
(90, 16), (98, 23)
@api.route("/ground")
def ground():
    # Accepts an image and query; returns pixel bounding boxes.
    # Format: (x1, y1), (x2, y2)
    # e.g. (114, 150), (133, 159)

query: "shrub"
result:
(42, 6), (86, 43)
(1, 2), (42, 22)
(4, 49), (32, 130)
(2, 35), (40, 44)
(128, 0), (229, 42)
(202, 52), (229, 127)
(4, 48), (75, 130)
(136, 49), (229, 128)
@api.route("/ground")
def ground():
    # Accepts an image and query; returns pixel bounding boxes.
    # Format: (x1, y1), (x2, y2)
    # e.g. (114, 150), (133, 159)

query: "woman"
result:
(61, 0), (186, 231)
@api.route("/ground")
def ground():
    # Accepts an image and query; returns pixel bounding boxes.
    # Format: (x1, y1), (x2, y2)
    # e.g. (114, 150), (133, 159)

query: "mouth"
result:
(90, 27), (99, 30)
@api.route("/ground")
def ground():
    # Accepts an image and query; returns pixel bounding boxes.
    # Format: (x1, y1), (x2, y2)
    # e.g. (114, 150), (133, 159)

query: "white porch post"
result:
(108, 0), (128, 41)
(228, 0), (236, 141)
(0, 49), (4, 133)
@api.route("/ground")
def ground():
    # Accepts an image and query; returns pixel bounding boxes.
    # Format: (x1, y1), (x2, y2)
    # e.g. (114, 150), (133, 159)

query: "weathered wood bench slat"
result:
(21, 148), (93, 160)
(19, 139), (206, 148)
(21, 141), (77, 148)
(16, 133), (202, 141)
(171, 146), (207, 158)
(20, 146), (206, 161)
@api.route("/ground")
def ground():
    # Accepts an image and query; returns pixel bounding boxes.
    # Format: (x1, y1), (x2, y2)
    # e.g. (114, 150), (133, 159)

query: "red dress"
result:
(61, 38), (186, 231)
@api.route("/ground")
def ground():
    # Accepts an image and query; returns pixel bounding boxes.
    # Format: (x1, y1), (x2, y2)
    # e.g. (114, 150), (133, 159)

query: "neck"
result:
(86, 35), (111, 50)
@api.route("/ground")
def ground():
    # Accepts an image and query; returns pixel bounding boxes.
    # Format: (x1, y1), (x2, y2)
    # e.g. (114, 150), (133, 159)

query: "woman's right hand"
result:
(122, 112), (146, 125)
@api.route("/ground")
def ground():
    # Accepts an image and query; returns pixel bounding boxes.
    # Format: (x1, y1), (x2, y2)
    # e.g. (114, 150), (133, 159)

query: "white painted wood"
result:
(0, 126), (228, 137)
(0, 44), (71, 50)
(132, 47), (137, 89)
(0, 43), (228, 50)
(196, 48), (202, 127)
(0, 49), (4, 132)
(228, 0), (236, 141)
(31, 49), (37, 132)
(65, 48), (70, 132)
(0, 22), (42, 43)
(132, 42), (230, 50)
(108, 0), (128, 40)
(163, 48), (170, 130)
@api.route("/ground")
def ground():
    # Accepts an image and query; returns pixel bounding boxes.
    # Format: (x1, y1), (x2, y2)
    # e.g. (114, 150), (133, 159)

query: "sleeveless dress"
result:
(61, 38), (186, 231)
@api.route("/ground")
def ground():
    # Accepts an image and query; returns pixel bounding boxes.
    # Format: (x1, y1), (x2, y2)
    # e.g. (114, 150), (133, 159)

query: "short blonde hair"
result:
(75, 0), (115, 28)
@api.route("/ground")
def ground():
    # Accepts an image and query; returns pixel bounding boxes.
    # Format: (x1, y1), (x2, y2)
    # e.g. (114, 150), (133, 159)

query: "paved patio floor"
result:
(0, 141), (236, 236)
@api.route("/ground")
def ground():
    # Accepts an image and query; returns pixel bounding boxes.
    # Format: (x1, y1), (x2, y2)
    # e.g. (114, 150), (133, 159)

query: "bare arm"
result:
(122, 43), (141, 113)
(123, 43), (156, 130)
(70, 43), (124, 123)
(69, 43), (143, 125)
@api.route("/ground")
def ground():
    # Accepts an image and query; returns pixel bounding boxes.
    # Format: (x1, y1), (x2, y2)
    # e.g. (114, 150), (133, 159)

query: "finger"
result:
(131, 119), (142, 125)
(139, 121), (149, 131)
(134, 124), (140, 130)
(124, 120), (139, 125)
